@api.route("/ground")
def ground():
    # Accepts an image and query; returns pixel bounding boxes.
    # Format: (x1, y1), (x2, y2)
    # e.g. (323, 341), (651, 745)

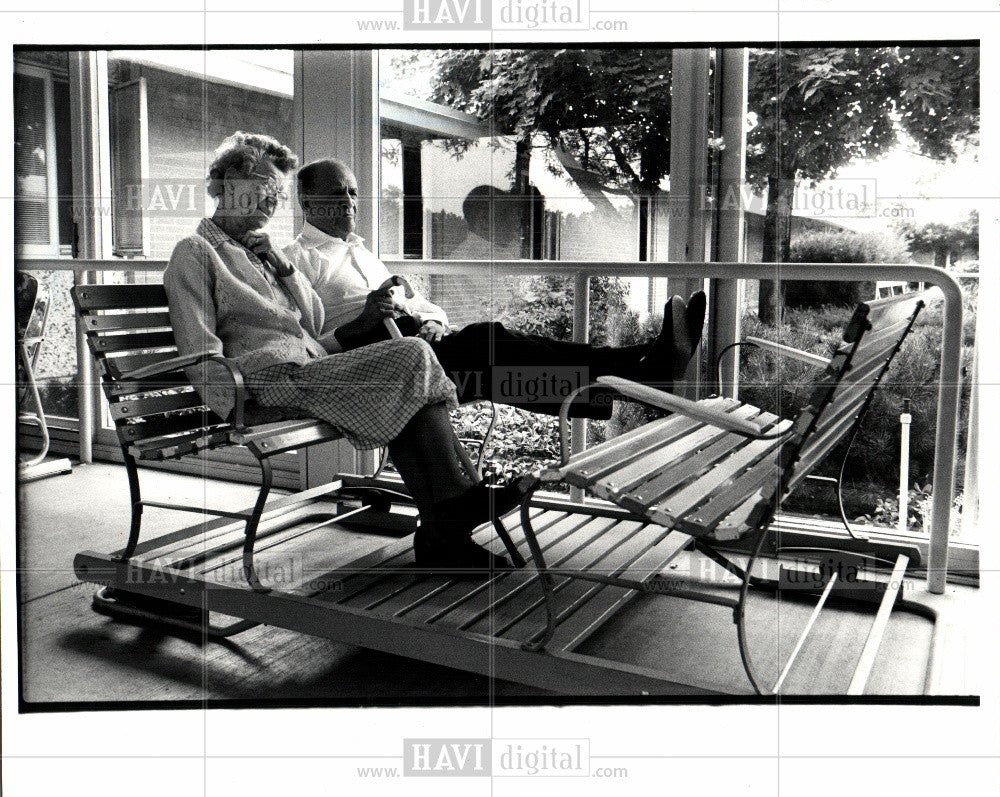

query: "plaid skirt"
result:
(245, 337), (459, 450)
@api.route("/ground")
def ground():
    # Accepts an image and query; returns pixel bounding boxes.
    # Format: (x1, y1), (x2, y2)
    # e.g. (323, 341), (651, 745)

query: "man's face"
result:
(303, 165), (358, 240)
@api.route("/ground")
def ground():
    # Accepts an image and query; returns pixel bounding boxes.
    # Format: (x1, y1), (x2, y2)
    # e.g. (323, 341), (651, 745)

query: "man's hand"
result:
(417, 320), (447, 343)
(241, 231), (294, 277)
(356, 287), (398, 333)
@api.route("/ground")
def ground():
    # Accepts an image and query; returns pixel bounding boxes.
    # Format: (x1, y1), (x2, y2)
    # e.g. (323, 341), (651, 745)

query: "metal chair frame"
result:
(516, 292), (927, 694)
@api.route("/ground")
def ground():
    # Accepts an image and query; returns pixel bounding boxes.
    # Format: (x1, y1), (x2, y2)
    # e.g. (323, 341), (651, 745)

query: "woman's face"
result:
(219, 160), (288, 235)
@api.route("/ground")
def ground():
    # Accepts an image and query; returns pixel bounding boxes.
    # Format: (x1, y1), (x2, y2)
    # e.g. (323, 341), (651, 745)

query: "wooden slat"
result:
(592, 404), (770, 498)
(558, 417), (698, 481)
(91, 330), (176, 353)
(458, 518), (639, 637)
(334, 509), (580, 611)
(73, 283), (167, 311)
(359, 510), (573, 623)
(851, 317), (912, 361)
(466, 519), (649, 638)
(653, 419), (792, 521)
(560, 398), (740, 486)
(680, 449), (785, 533)
(102, 371), (192, 398)
(84, 310), (172, 332)
(411, 515), (619, 630)
(110, 390), (204, 420)
(864, 293), (925, 331)
(118, 410), (225, 444)
(240, 422), (342, 457)
(556, 397), (733, 473)
(528, 528), (692, 652)
(624, 409), (783, 511)
(132, 430), (233, 461)
(103, 349), (181, 379)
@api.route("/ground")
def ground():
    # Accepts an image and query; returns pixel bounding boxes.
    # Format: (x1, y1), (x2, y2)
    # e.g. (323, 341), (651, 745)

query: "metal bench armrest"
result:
(119, 351), (247, 429)
(743, 337), (832, 368)
(554, 376), (787, 466)
(596, 376), (779, 437)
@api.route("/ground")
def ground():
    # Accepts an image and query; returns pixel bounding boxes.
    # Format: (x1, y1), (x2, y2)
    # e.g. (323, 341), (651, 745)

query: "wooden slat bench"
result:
(515, 291), (929, 694)
(71, 282), (518, 599)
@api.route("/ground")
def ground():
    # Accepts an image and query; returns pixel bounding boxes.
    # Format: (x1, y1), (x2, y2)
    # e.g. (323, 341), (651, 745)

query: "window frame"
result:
(14, 62), (61, 258)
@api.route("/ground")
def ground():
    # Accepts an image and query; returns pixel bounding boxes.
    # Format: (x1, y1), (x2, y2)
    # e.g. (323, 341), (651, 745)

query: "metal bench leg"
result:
(734, 528), (771, 695)
(517, 479), (558, 652)
(115, 451), (144, 561)
(242, 456), (273, 593)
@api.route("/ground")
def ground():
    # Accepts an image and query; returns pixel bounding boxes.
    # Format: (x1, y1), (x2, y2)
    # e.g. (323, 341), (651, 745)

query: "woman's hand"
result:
(241, 231), (294, 277)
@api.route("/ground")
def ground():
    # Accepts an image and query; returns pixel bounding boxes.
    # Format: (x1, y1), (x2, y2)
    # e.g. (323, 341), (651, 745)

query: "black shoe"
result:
(429, 479), (530, 537)
(413, 527), (511, 576)
(636, 290), (707, 389)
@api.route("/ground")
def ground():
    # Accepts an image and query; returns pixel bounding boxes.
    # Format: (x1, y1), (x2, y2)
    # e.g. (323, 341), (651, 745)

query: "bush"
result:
(739, 290), (975, 525)
(784, 230), (910, 308)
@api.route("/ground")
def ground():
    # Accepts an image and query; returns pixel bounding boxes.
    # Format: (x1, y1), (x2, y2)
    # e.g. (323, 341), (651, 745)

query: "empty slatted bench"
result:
(516, 291), (928, 694)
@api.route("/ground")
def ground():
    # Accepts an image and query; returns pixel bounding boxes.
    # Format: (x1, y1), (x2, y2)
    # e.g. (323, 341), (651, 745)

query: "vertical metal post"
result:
(961, 335), (979, 539)
(68, 51), (112, 464)
(708, 48), (748, 399)
(898, 399), (911, 534)
(293, 49), (380, 485)
(570, 273), (590, 503)
(667, 49), (712, 398)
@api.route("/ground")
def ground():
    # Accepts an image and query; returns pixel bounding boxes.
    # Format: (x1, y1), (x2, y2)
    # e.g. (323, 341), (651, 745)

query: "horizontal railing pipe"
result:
(17, 257), (964, 593)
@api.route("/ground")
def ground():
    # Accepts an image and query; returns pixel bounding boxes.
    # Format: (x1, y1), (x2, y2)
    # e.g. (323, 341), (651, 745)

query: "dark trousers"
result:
(349, 317), (646, 419)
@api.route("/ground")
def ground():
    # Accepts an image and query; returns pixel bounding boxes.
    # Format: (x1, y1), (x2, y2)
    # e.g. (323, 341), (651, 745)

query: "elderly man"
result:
(283, 159), (706, 419)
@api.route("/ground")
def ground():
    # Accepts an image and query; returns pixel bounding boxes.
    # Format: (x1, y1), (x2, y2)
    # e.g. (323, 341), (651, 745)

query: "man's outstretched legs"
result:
(429, 291), (707, 416)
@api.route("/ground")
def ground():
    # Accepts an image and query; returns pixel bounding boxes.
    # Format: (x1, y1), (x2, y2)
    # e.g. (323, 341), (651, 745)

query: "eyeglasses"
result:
(246, 172), (289, 203)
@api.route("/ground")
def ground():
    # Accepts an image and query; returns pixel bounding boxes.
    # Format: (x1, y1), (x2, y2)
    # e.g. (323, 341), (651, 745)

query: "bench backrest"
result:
(777, 290), (927, 502)
(72, 283), (231, 460)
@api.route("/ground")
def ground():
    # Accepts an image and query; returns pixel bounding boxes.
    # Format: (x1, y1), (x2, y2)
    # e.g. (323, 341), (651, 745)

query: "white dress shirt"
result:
(284, 222), (449, 350)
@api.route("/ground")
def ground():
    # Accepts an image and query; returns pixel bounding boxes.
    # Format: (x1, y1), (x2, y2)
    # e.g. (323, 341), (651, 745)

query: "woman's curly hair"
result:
(207, 131), (298, 199)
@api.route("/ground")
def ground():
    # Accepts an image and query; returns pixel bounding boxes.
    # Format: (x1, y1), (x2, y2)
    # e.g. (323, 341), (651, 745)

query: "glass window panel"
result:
(14, 72), (53, 249)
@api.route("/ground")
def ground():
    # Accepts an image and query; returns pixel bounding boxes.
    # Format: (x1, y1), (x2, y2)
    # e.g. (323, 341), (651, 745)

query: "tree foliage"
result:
(428, 48), (672, 193)
(746, 46), (978, 319)
(894, 211), (979, 266)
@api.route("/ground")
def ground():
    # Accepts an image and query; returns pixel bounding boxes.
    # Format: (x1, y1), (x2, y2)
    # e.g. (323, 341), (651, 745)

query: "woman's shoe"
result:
(413, 525), (511, 575)
(428, 479), (530, 537)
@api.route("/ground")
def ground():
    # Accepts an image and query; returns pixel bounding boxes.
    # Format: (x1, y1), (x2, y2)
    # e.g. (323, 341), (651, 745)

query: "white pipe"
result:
(899, 400), (911, 534)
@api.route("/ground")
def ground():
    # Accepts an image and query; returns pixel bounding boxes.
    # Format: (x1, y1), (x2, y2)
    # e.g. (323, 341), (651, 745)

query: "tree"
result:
(748, 46), (979, 320)
(426, 48), (673, 250)
(894, 211), (979, 267)
(422, 46), (979, 319)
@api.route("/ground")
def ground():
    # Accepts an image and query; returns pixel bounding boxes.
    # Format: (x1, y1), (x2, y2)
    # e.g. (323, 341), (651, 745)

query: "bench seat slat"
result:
(74, 283), (167, 310)
(103, 349), (181, 379)
(118, 411), (226, 444)
(678, 450), (785, 533)
(91, 330), (177, 353)
(110, 390), (205, 420)
(653, 418), (793, 523)
(623, 408), (783, 511)
(589, 403), (771, 498)
(102, 371), (192, 399)
(84, 311), (173, 332)
(556, 397), (737, 483)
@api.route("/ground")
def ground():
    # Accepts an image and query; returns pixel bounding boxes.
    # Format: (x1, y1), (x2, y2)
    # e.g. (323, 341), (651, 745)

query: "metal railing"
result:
(17, 256), (965, 594)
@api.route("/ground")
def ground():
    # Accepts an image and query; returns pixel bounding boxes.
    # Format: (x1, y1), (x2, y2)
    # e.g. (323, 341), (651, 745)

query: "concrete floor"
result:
(15, 461), (974, 705)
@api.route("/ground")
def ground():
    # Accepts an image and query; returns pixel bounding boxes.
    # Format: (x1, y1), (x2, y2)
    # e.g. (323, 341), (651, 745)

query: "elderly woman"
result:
(164, 131), (520, 571)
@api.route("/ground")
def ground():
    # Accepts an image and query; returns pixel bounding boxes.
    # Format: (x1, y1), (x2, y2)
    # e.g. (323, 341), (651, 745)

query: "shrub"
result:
(784, 230), (910, 308)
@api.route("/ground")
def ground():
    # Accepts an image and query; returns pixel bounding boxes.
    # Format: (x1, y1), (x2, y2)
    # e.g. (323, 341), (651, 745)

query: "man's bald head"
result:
(296, 159), (358, 239)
